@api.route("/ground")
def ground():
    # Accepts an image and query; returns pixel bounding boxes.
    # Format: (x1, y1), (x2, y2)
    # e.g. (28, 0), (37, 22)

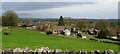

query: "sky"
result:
(1, 0), (120, 19)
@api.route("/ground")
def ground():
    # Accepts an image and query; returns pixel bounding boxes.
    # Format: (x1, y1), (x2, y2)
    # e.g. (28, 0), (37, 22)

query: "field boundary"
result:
(0, 47), (120, 54)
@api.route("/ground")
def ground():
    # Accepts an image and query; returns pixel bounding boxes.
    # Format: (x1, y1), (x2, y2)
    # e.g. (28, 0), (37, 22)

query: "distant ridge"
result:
(19, 18), (58, 21)
(19, 18), (118, 23)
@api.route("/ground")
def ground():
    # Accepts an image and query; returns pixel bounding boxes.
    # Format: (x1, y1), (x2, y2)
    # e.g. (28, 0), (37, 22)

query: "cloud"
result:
(2, 0), (98, 2)
(2, 2), (95, 11)
(1, 0), (119, 2)
(1, 2), (118, 19)
(0, 3), (2, 16)
(15, 2), (117, 19)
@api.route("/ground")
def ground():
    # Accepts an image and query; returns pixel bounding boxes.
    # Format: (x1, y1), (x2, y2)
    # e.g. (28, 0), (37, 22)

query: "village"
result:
(15, 16), (119, 40)
(1, 1), (120, 53)
(22, 19), (98, 39)
(1, 11), (120, 42)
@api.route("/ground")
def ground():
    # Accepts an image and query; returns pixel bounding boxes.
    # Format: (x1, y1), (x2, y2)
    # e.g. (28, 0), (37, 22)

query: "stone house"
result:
(88, 28), (98, 35)
(36, 22), (51, 31)
(52, 26), (71, 36)
(20, 23), (37, 30)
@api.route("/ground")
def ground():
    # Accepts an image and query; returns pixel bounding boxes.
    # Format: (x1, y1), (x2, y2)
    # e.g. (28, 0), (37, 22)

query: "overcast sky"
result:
(1, 0), (119, 19)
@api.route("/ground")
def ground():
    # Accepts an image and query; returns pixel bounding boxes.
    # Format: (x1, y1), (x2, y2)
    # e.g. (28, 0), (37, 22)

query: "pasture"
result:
(2, 28), (119, 52)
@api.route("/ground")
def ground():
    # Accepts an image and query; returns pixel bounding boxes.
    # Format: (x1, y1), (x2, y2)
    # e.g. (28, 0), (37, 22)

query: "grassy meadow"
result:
(2, 28), (119, 52)
(0, 31), (2, 49)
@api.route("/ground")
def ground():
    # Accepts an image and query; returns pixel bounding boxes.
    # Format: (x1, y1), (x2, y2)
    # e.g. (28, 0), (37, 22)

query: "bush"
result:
(4, 32), (10, 35)
(77, 33), (82, 38)
(46, 27), (53, 35)
(46, 31), (52, 35)
(97, 29), (108, 39)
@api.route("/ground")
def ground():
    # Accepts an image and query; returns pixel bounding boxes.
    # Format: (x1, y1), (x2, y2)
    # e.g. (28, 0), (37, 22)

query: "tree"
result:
(107, 27), (117, 37)
(23, 17), (32, 24)
(0, 16), (2, 26)
(107, 24), (118, 37)
(2, 10), (19, 26)
(95, 19), (110, 38)
(97, 28), (108, 38)
(58, 16), (64, 26)
(118, 19), (120, 26)
(46, 27), (53, 35)
(76, 19), (90, 30)
(95, 19), (110, 29)
(64, 17), (74, 26)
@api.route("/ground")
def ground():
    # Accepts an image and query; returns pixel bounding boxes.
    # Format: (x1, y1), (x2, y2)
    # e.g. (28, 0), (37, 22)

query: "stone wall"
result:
(0, 47), (120, 54)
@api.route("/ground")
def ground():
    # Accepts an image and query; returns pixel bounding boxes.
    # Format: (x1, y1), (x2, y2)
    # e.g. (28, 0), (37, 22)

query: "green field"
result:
(2, 28), (119, 52)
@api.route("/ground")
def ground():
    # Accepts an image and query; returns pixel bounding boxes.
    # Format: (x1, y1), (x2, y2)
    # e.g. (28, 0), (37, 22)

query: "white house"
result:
(81, 35), (86, 38)
(111, 36), (118, 39)
(64, 29), (71, 36)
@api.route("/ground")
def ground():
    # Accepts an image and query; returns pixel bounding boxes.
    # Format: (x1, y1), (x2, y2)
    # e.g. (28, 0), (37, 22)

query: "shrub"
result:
(97, 29), (108, 39)
(46, 27), (53, 35)
(46, 31), (52, 35)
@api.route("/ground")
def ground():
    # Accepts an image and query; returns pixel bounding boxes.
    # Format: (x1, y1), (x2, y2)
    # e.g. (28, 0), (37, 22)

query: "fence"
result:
(0, 47), (120, 54)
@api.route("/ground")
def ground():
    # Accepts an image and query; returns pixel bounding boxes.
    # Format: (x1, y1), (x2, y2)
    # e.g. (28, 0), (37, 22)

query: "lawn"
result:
(0, 31), (1, 49)
(2, 28), (119, 52)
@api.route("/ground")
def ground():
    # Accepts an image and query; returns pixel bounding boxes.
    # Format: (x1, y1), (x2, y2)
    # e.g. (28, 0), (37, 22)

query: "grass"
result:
(87, 35), (119, 42)
(0, 31), (2, 49)
(2, 28), (119, 52)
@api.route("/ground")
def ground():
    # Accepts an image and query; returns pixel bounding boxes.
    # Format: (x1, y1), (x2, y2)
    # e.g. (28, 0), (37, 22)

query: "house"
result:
(26, 25), (37, 30)
(64, 29), (71, 36)
(53, 26), (65, 33)
(53, 31), (58, 35)
(52, 26), (72, 35)
(77, 33), (86, 38)
(25, 24), (37, 30)
(88, 28), (98, 35)
(71, 28), (80, 34)
(111, 36), (118, 39)
(52, 26), (65, 35)
(36, 22), (51, 31)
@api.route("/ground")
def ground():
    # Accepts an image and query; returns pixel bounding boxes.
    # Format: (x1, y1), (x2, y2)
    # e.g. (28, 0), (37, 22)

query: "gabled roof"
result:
(53, 26), (72, 31)
(53, 26), (65, 31)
